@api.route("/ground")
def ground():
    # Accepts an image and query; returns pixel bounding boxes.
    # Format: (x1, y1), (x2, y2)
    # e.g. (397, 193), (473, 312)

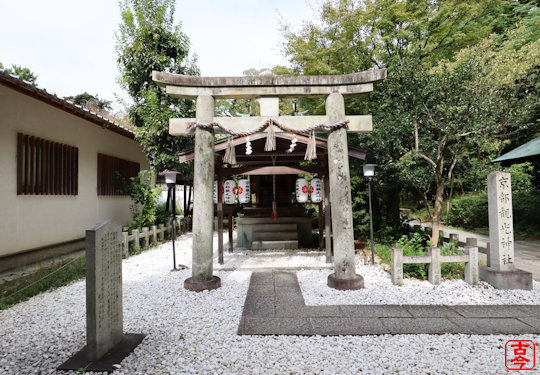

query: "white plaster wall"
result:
(0, 85), (149, 257)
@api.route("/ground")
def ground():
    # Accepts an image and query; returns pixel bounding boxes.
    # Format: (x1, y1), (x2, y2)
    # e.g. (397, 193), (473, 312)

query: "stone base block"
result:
(479, 266), (533, 290)
(57, 333), (146, 372)
(327, 273), (364, 290)
(184, 275), (221, 292)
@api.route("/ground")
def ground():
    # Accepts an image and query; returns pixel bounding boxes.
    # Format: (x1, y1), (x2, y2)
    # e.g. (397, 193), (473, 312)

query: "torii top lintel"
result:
(152, 69), (386, 99)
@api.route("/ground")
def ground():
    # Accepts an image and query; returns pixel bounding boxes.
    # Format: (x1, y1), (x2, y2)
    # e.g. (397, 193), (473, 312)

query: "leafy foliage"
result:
(64, 92), (112, 111)
(116, 0), (198, 173)
(281, 0), (539, 246)
(0, 62), (38, 85)
(396, 233), (430, 279)
(128, 170), (161, 230)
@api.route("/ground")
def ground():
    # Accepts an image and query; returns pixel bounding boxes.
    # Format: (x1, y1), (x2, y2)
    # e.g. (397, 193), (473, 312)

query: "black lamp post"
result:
(163, 171), (181, 271)
(363, 164), (376, 265)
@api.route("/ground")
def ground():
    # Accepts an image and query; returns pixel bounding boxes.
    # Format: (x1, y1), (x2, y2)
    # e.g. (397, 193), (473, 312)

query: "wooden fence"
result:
(391, 246), (479, 286)
(121, 216), (191, 257)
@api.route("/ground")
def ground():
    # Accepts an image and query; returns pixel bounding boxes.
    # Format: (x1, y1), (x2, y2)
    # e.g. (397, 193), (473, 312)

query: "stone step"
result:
(252, 231), (298, 241)
(251, 240), (299, 250)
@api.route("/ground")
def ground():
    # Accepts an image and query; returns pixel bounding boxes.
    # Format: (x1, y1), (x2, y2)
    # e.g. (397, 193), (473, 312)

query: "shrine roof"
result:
(492, 137), (540, 164)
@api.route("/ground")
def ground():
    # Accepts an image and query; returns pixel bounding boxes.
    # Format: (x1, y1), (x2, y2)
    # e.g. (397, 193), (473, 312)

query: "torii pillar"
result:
(153, 70), (386, 291)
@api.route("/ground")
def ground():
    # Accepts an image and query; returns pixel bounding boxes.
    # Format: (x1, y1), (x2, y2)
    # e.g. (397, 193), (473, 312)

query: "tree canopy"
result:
(281, 0), (540, 245)
(116, 0), (199, 174)
(0, 62), (38, 85)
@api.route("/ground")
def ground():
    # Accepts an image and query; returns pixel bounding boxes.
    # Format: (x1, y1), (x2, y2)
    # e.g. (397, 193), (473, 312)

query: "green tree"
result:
(1, 62), (38, 85)
(64, 92), (112, 111)
(281, 0), (539, 245)
(116, 0), (198, 173)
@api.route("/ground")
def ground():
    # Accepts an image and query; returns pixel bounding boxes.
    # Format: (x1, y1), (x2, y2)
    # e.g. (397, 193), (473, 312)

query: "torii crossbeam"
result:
(153, 69), (387, 292)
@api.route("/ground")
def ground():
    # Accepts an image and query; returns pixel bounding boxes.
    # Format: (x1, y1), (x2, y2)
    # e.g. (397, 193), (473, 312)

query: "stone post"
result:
(449, 233), (459, 243)
(323, 173), (332, 263)
(391, 247), (403, 286)
(428, 247), (441, 285)
(479, 171), (532, 289)
(488, 172), (514, 270)
(486, 242), (491, 267)
(325, 93), (363, 290)
(150, 225), (157, 246)
(184, 95), (221, 292)
(131, 229), (140, 252)
(464, 246), (479, 285)
(121, 232), (128, 258)
(85, 221), (123, 360)
(158, 224), (165, 241)
(141, 227), (149, 248)
(466, 237), (477, 247)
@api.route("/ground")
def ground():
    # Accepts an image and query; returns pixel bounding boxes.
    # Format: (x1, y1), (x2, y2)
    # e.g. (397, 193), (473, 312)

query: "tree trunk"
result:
(446, 175), (455, 217)
(431, 180), (445, 247)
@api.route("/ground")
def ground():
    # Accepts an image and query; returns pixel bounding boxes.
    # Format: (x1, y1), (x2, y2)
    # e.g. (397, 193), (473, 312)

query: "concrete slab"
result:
(450, 305), (538, 318)
(517, 317), (540, 330)
(381, 318), (462, 335)
(403, 305), (462, 318)
(242, 296), (275, 318)
(273, 272), (299, 287)
(238, 317), (314, 336)
(238, 270), (540, 336)
(449, 318), (538, 335)
(275, 304), (309, 318)
(340, 305), (412, 318)
(310, 317), (390, 336)
(247, 283), (275, 296)
(250, 272), (274, 285)
(305, 306), (344, 318)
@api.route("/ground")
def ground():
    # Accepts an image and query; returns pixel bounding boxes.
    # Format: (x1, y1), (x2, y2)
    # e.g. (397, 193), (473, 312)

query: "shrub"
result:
(128, 170), (161, 230)
(446, 194), (488, 228)
(396, 233), (431, 279)
(440, 241), (465, 279)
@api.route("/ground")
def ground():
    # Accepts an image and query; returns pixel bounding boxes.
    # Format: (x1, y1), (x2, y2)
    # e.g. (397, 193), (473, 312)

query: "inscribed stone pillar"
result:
(325, 93), (364, 290)
(86, 221), (123, 361)
(185, 95), (221, 291)
(479, 171), (532, 290)
(488, 171), (515, 270)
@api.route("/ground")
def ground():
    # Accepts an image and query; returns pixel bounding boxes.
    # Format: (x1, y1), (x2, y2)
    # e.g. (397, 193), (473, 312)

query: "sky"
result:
(0, 0), (318, 110)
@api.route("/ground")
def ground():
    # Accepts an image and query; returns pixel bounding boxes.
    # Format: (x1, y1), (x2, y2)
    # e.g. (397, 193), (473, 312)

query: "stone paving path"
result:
(237, 271), (540, 336)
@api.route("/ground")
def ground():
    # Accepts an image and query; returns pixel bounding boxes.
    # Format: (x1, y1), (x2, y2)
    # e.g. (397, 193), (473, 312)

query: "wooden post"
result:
(228, 205), (233, 253)
(318, 201), (324, 250)
(183, 184), (187, 215)
(428, 247), (441, 285)
(391, 247), (403, 285)
(217, 163), (224, 264)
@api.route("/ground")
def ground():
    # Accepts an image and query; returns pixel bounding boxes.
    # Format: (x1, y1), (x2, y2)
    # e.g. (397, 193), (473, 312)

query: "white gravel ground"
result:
(1, 233), (539, 375)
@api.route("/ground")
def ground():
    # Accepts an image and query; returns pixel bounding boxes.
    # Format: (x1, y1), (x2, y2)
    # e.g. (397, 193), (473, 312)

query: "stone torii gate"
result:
(153, 70), (386, 291)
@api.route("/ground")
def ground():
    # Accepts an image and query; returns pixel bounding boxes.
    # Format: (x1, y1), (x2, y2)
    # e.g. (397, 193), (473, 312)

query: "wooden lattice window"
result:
(17, 133), (78, 195)
(97, 153), (140, 196)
